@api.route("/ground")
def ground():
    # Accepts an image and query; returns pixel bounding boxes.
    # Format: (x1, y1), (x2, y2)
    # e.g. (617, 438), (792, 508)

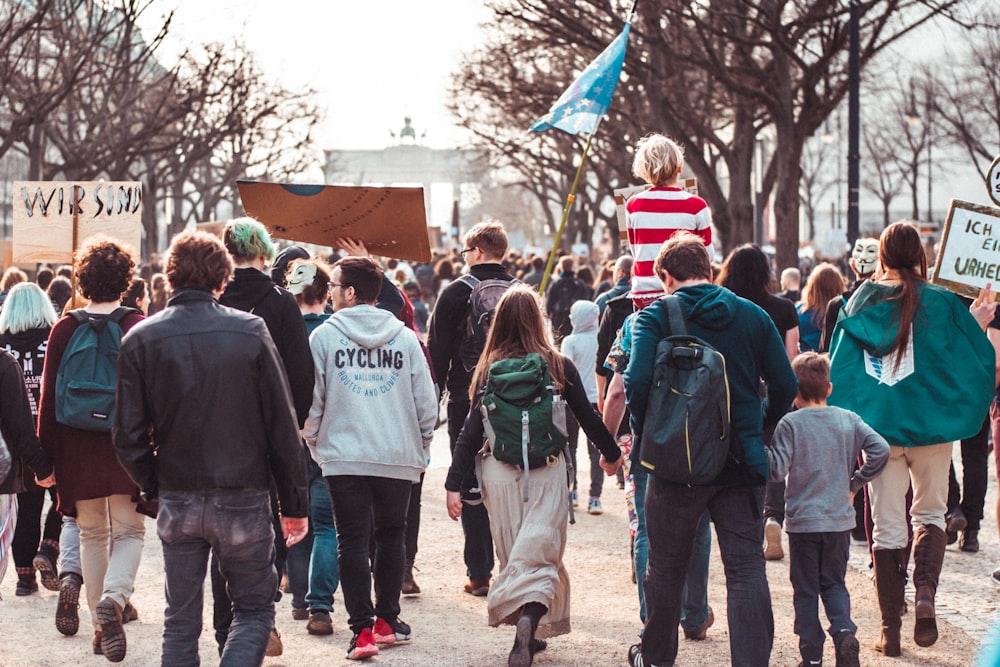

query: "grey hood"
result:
(324, 304), (405, 349)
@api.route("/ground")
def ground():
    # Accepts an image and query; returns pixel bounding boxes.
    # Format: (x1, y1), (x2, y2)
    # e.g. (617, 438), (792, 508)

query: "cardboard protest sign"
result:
(931, 199), (1000, 299)
(237, 181), (430, 263)
(613, 178), (699, 242)
(12, 181), (142, 264)
(195, 221), (226, 238)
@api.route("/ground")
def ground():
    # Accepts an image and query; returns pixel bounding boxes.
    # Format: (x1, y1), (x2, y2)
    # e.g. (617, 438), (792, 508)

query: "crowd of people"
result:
(0, 135), (998, 667)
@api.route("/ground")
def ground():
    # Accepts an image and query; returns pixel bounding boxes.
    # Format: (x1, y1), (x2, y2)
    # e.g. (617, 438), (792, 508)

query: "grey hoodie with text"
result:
(303, 304), (437, 482)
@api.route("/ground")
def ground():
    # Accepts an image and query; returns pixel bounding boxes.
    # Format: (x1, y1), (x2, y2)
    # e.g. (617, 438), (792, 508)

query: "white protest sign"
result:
(12, 181), (142, 263)
(930, 199), (1000, 298)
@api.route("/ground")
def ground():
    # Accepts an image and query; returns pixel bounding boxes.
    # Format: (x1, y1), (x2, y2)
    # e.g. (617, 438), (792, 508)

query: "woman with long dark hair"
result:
(717, 244), (799, 361)
(445, 286), (621, 667)
(828, 222), (996, 656)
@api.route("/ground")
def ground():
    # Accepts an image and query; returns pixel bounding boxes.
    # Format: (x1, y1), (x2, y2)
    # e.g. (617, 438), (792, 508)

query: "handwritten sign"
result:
(613, 178), (699, 242)
(931, 199), (1000, 298)
(237, 181), (430, 263)
(12, 181), (142, 263)
(987, 155), (1000, 207)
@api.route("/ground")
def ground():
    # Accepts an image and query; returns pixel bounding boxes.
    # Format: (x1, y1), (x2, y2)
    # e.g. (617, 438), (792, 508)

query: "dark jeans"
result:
(948, 415), (990, 530)
(448, 399), (494, 579)
(287, 460), (340, 612)
(326, 475), (411, 633)
(632, 468), (711, 629)
(210, 494), (284, 650)
(763, 480), (785, 525)
(12, 486), (61, 568)
(159, 490), (277, 667)
(788, 531), (855, 662)
(566, 405), (606, 498)
(641, 480), (772, 667)
(405, 473), (424, 563)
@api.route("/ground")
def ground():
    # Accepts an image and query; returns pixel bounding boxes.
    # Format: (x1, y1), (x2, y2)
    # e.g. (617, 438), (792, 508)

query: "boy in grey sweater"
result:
(767, 352), (889, 667)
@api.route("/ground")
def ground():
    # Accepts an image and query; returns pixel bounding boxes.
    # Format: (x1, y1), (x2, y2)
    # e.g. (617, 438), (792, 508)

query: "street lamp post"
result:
(846, 0), (860, 247)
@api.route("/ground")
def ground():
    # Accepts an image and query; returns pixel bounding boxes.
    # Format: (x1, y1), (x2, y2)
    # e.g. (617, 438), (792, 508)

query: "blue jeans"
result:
(641, 480), (772, 667)
(326, 475), (410, 633)
(287, 460), (339, 612)
(788, 531), (855, 662)
(632, 468), (711, 628)
(158, 490), (277, 667)
(448, 399), (493, 579)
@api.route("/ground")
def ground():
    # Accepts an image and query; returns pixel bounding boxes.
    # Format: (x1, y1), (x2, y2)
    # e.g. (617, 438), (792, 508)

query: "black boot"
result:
(872, 548), (906, 657)
(15, 570), (38, 596)
(509, 603), (546, 667)
(913, 524), (947, 647)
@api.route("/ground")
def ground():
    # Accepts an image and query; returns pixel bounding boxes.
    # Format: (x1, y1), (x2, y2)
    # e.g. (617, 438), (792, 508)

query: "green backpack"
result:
(480, 353), (568, 469)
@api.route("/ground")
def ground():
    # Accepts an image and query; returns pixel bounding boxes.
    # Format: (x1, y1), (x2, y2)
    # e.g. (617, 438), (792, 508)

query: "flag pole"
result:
(538, 128), (598, 296)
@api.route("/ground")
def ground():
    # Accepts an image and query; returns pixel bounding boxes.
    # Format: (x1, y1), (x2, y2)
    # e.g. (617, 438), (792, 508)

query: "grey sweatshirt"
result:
(767, 405), (889, 533)
(303, 304), (437, 482)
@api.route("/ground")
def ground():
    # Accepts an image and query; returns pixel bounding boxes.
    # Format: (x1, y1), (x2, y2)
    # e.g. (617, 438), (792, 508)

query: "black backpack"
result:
(638, 297), (732, 485)
(457, 275), (518, 372)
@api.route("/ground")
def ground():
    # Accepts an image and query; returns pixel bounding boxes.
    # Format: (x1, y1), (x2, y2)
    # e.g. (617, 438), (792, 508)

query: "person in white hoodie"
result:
(302, 256), (437, 662)
(559, 299), (606, 514)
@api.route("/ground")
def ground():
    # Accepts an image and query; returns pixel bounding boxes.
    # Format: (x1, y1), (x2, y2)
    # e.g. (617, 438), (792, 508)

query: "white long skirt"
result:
(481, 454), (571, 639)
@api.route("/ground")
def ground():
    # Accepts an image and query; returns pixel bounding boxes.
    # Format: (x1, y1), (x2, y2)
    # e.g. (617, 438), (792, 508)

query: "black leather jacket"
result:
(113, 288), (308, 518)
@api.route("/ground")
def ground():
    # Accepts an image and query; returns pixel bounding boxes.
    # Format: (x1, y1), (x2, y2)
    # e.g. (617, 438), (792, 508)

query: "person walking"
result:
(828, 221), (996, 655)
(766, 352), (889, 667)
(0, 283), (61, 596)
(428, 221), (516, 597)
(303, 256), (436, 661)
(113, 230), (309, 667)
(624, 233), (797, 667)
(37, 238), (146, 662)
(446, 285), (622, 667)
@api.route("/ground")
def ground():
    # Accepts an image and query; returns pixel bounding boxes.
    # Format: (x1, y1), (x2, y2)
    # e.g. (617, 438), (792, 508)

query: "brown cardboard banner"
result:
(236, 181), (430, 263)
(12, 181), (142, 264)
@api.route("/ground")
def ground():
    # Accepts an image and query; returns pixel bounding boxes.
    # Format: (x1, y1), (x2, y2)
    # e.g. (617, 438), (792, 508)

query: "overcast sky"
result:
(144, 0), (490, 152)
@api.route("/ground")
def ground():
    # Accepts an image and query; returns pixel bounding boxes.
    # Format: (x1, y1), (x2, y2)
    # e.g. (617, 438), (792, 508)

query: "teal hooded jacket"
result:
(625, 282), (797, 485)
(828, 280), (994, 447)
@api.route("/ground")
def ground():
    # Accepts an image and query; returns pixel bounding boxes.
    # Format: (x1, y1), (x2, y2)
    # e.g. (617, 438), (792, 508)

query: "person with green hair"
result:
(212, 217), (315, 658)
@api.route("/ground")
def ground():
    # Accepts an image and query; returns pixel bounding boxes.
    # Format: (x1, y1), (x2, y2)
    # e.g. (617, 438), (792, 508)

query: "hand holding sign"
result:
(971, 282), (998, 330)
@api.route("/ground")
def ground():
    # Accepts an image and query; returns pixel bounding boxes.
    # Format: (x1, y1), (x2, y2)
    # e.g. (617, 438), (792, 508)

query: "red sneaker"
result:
(373, 616), (412, 645)
(346, 627), (378, 660)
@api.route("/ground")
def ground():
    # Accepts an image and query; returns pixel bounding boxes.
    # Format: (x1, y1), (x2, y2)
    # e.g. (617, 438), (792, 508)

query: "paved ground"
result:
(846, 444), (1000, 643)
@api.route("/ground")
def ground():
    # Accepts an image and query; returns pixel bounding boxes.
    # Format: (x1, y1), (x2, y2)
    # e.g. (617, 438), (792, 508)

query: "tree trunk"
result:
(772, 129), (805, 273)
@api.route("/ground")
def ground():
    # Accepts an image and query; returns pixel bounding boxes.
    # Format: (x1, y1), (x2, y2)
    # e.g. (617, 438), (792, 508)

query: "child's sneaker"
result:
(373, 616), (412, 644)
(346, 627), (379, 660)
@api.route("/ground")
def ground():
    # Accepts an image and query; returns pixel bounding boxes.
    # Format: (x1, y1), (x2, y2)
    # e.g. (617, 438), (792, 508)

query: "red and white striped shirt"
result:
(625, 186), (712, 303)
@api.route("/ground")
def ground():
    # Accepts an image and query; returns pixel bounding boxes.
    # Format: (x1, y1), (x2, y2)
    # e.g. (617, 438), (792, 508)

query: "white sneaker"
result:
(764, 518), (784, 561)
(588, 497), (603, 515)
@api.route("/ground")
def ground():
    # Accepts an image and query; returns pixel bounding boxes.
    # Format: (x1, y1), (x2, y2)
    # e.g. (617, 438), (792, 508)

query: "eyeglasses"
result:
(328, 282), (349, 290)
(460, 247), (477, 256)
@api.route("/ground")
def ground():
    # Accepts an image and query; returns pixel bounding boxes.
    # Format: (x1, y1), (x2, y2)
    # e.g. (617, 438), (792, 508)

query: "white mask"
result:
(851, 239), (879, 276)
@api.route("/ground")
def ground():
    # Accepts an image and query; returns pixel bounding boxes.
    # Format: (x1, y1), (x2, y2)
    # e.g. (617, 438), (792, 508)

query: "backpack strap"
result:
(664, 296), (688, 336)
(457, 274), (480, 292)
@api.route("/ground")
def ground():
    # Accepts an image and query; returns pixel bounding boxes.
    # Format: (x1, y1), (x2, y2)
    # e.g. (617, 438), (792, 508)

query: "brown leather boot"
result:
(401, 561), (421, 595)
(913, 524), (946, 647)
(872, 548), (906, 657)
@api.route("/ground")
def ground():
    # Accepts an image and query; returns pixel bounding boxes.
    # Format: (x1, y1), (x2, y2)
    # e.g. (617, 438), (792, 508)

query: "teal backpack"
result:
(480, 353), (568, 468)
(55, 308), (135, 432)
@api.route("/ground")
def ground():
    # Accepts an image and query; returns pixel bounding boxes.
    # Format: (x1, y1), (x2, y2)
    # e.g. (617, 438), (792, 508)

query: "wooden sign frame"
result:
(12, 181), (142, 264)
(930, 199), (1000, 299)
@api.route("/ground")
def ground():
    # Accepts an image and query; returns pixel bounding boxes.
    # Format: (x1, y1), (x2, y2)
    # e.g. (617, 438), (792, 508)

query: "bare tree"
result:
(800, 134), (836, 242)
(451, 0), (968, 271)
(862, 121), (905, 227)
